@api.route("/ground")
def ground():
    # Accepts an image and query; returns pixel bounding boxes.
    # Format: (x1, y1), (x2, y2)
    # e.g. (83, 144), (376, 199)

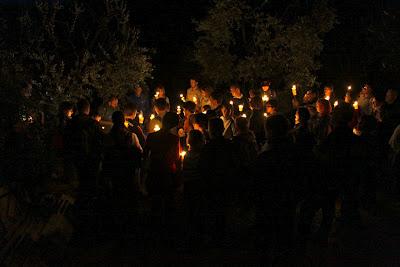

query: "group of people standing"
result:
(4, 77), (400, 253)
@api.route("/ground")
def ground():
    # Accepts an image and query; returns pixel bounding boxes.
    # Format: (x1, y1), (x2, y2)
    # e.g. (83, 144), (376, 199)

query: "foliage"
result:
(195, 0), (336, 89)
(0, 0), (153, 115)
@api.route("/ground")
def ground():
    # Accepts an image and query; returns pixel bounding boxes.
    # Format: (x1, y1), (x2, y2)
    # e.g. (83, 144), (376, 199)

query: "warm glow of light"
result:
(102, 126), (105, 130)
(155, 92), (160, 98)
(348, 85), (352, 91)
(264, 113), (267, 117)
(180, 94), (185, 102)
(353, 101), (359, 110)
(238, 104), (244, 112)
(124, 121), (129, 128)
(138, 113), (144, 124)
(150, 114), (155, 120)
(325, 96), (330, 101)
(193, 96), (197, 104)
(334, 101), (339, 107)
(241, 114), (247, 118)
(177, 106), (181, 114)
(154, 124), (161, 132)
(229, 100), (234, 105)
(180, 151), (187, 160)
(262, 95), (269, 102)
(291, 85), (297, 96)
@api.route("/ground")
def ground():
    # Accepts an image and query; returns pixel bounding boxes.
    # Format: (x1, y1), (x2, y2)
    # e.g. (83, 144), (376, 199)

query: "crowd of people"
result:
(2, 78), (400, 254)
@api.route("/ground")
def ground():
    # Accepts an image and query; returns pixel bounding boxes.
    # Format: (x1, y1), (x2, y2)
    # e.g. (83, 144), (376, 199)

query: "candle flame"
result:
(353, 101), (359, 110)
(154, 124), (161, 132)
(291, 85), (297, 96)
(262, 95), (269, 102)
(150, 114), (155, 120)
(238, 104), (244, 112)
(334, 100), (339, 107)
(229, 100), (234, 105)
(241, 114), (247, 118)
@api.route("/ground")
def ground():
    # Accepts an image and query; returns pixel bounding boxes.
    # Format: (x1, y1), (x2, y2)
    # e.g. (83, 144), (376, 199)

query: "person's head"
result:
(261, 80), (271, 92)
(155, 85), (166, 98)
(230, 84), (242, 98)
(190, 78), (198, 89)
(108, 96), (119, 109)
(266, 99), (278, 115)
(385, 88), (399, 105)
(162, 112), (180, 131)
(201, 86), (213, 98)
(221, 102), (233, 118)
(134, 86), (143, 96)
(250, 95), (263, 110)
(193, 113), (208, 133)
(210, 91), (222, 109)
(60, 101), (74, 118)
(265, 114), (289, 141)
(208, 118), (224, 139)
(358, 115), (377, 136)
(77, 98), (90, 115)
(187, 130), (205, 152)
(183, 101), (197, 117)
(295, 107), (310, 126)
(154, 98), (168, 115)
(331, 103), (353, 129)
(124, 103), (138, 120)
(316, 98), (331, 116)
(112, 111), (125, 127)
(303, 89), (318, 104)
(324, 84), (334, 97)
(235, 117), (249, 134)
(361, 84), (373, 97)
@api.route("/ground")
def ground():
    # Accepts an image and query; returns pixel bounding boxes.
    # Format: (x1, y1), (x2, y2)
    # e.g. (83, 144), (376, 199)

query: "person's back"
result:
(144, 112), (181, 195)
(253, 115), (301, 251)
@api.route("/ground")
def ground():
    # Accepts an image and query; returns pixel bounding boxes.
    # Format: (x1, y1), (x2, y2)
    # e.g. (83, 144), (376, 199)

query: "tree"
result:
(195, 0), (336, 89)
(0, 0), (153, 116)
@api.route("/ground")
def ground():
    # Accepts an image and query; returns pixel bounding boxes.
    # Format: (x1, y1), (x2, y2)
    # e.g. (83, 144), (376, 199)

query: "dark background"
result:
(2, 0), (400, 95)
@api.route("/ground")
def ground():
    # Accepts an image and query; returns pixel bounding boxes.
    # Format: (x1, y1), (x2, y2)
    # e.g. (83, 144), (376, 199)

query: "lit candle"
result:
(334, 100), (339, 107)
(241, 114), (247, 118)
(155, 92), (160, 98)
(229, 100), (234, 105)
(264, 113), (268, 117)
(180, 94), (185, 102)
(353, 101), (359, 110)
(238, 104), (244, 112)
(262, 95), (269, 102)
(101, 126), (105, 130)
(154, 124), (161, 132)
(291, 85), (297, 96)
(325, 96), (330, 101)
(150, 114), (155, 120)
(138, 112), (144, 124)
(193, 96), (197, 104)
(180, 150), (187, 160)
(124, 121), (129, 128)
(347, 85), (352, 91)
(177, 105), (181, 114)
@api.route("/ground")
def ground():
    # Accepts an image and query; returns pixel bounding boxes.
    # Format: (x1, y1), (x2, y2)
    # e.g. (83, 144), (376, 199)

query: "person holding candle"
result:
(148, 98), (169, 134)
(192, 113), (210, 142)
(143, 112), (182, 227)
(183, 101), (197, 134)
(200, 85), (213, 110)
(323, 84), (336, 106)
(124, 103), (146, 148)
(260, 80), (277, 100)
(265, 99), (279, 117)
(208, 91), (223, 118)
(230, 84), (249, 117)
(152, 84), (170, 108)
(357, 83), (374, 115)
(220, 102), (236, 140)
(186, 78), (202, 110)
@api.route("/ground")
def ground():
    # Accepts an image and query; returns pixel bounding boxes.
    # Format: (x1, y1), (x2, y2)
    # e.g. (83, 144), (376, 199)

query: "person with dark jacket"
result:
(65, 99), (103, 196)
(253, 115), (304, 252)
(199, 118), (236, 243)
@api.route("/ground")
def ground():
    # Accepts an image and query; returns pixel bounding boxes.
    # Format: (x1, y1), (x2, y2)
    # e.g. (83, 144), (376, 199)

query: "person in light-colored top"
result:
(186, 78), (202, 109)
